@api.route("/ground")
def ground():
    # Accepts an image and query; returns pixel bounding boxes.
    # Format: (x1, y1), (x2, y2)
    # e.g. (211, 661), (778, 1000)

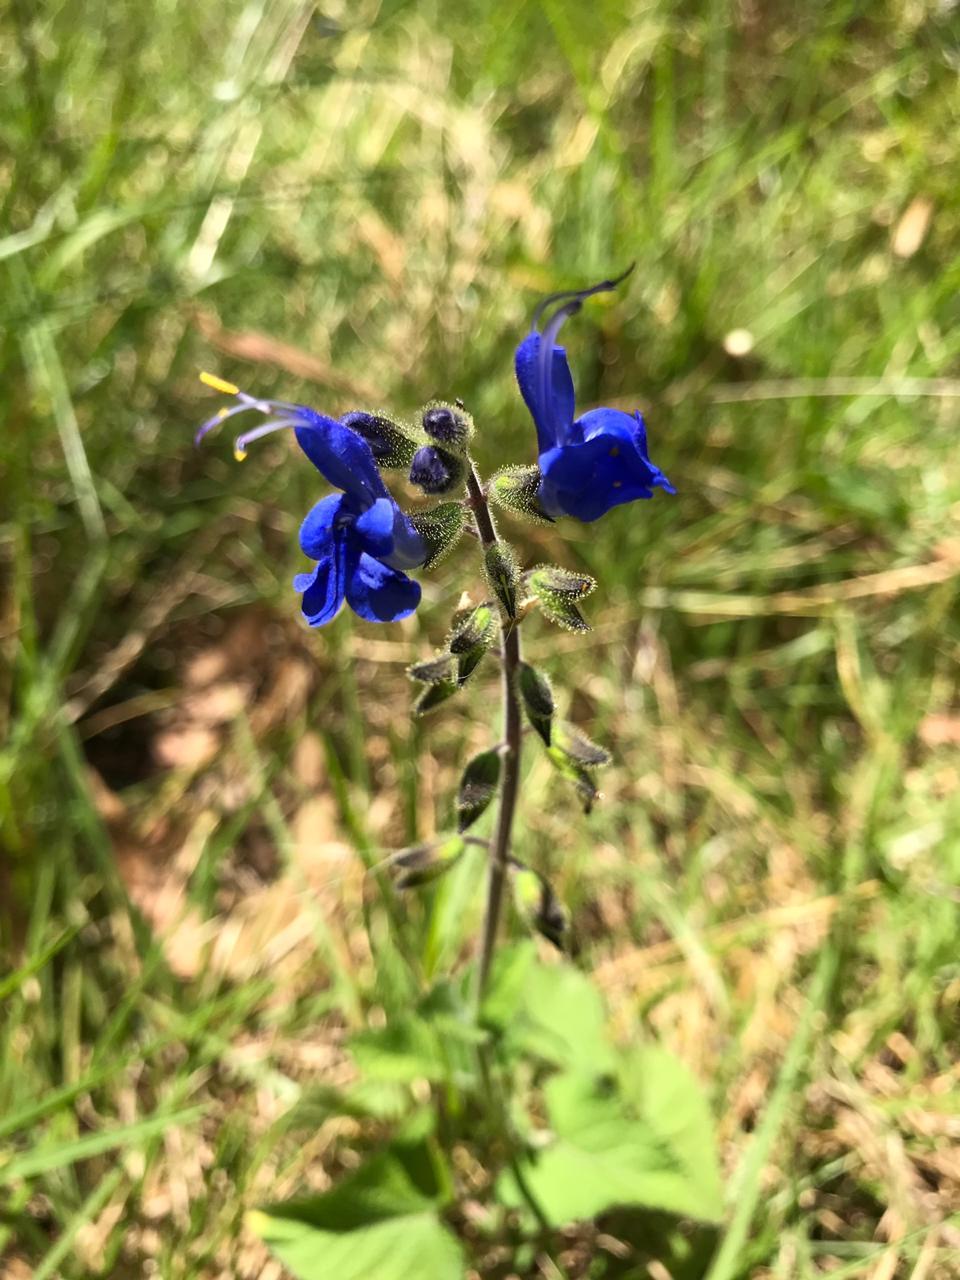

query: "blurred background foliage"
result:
(2, 0), (960, 1275)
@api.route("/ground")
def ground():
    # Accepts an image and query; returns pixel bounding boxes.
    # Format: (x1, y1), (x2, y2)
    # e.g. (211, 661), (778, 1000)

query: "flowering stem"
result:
(466, 462), (522, 1008)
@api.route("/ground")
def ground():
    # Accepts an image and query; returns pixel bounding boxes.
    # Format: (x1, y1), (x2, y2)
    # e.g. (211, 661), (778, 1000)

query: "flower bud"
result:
(409, 445), (464, 495)
(421, 403), (473, 451)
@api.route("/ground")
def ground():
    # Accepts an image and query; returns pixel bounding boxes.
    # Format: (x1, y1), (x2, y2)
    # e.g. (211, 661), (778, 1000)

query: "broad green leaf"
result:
(618, 1045), (724, 1217)
(484, 948), (613, 1071)
(252, 1134), (465, 1280)
(253, 1209), (465, 1280)
(504, 1059), (721, 1228)
(350, 984), (481, 1084)
(499, 1057), (723, 1227)
(350, 1019), (448, 1083)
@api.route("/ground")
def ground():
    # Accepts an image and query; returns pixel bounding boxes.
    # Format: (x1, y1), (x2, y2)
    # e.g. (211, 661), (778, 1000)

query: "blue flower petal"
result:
(297, 533), (348, 626)
(354, 497), (396, 559)
(515, 333), (576, 452)
(539, 410), (674, 521)
(578, 408), (677, 495)
(385, 509), (428, 570)
(299, 492), (346, 559)
(345, 552), (421, 623)
(294, 413), (388, 504)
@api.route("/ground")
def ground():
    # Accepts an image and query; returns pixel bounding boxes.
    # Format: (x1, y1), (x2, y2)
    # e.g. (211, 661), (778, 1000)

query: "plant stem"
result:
(466, 462), (523, 1007)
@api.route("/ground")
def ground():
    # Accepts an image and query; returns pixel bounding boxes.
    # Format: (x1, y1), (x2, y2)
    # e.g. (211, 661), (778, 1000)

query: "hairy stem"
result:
(466, 462), (522, 1007)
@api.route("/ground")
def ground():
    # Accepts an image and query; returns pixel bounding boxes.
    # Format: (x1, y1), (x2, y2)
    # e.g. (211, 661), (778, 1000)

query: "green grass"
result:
(3, 0), (960, 1275)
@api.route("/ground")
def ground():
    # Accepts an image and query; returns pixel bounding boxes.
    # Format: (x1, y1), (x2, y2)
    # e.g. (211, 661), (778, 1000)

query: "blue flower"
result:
(196, 374), (426, 625)
(514, 271), (676, 523)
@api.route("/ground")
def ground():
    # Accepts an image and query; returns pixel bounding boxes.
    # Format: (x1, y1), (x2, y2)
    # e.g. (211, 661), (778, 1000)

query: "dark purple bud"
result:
(409, 444), (464, 495)
(422, 403), (472, 449)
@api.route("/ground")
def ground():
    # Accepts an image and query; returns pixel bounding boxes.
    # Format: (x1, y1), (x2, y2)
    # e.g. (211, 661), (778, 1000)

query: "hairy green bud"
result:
(391, 836), (466, 889)
(517, 662), (555, 745)
(489, 465), (554, 524)
(457, 749), (502, 832)
(512, 865), (568, 951)
(484, 543), (520, 620)
(526, 564), (597, 632)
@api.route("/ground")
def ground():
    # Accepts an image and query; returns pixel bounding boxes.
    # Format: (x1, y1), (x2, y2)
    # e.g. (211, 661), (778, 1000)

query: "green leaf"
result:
(391, 836), (465, 889)
(457, 749), (501, 831)
(409, 502), (465, 569)
(489, 465), (554, 524)
(484, 949), (613, 1072)
(0, 1106), (204, 1183)
(252, 1133), (466, 1280)
(517, 663), (554, 745)
(484, 543), (519, 619)
(350, 984), (481, 1084)
(499, 1053), (723, 1227)
(407, 652), (457, 685)
(253, 1210), (465, 1280)
(350, 1020), (449, 1083)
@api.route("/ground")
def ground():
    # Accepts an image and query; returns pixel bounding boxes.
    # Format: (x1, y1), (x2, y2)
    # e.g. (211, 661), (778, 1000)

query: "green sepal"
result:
(391, 836), (466, 889)
(448, 602), (495, 654)
(448, 601), (495, 685)
(342, 411), (420, 470)
(512, 865), (568, 951)
(407, 652), (457, 685)
(528, 564), (597, 599)
(457, 749), (502, 832)
(546, 746), (600, 814)
(413, 679), (459, 717)
(517, 662), (555, 745)
(553, 722), (611, 767)
(489, 465), (554, 524)
(484, 543), (520, 620)
(526, 564), (597, 632)
(408, 503), (465, 569)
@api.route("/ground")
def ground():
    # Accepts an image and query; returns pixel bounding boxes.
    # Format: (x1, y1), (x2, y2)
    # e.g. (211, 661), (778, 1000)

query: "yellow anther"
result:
(200, 371), (240, 396)
(217, 407), (230, 420)
(609, 446), (620, 457)
(233, 445), (247, 462)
